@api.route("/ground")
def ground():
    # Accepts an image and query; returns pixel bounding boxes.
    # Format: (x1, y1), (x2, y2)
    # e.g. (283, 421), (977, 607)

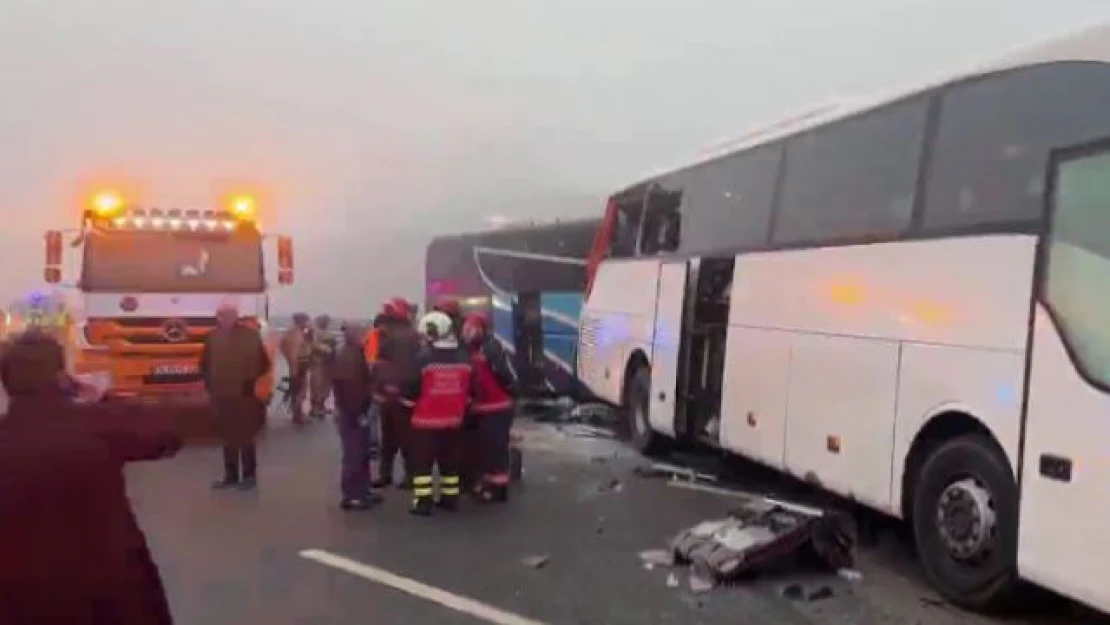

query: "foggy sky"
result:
(1, 0), (1108, 316)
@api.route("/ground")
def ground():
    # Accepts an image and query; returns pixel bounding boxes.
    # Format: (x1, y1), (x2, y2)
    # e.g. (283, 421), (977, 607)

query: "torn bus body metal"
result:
(670, 497), (855, 586)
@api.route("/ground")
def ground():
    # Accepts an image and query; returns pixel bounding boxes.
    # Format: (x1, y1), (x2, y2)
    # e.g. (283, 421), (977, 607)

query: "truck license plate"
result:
(152, 364), (197, 376)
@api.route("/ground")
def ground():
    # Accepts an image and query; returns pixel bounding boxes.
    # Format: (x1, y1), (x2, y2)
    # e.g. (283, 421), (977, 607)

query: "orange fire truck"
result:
(44, 191), (294, 403)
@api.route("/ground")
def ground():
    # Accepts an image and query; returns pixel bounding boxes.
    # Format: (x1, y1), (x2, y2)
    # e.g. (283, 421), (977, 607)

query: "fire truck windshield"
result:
(81, 229), (265, 293)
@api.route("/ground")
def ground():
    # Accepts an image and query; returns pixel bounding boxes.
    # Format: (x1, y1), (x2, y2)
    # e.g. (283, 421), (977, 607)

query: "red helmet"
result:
(433, 298), (461, 316)
(382, 297), (411, 320)
(462, 311), (490, 330)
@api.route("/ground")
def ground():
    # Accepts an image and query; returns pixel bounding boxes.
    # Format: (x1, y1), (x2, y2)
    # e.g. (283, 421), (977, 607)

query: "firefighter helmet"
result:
(383, 297), (411, 321)
(418, 311), (453, 341)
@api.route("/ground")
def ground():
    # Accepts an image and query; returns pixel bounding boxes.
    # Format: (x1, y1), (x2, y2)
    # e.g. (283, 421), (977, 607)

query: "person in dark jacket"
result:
(331, 322), (379, 510)
(371, 297), (422, 490)
(401, 311), (474, 516)
(461, 312), (518, 503)
(199, 301), (271, 490)
(0, 331), (183, 625)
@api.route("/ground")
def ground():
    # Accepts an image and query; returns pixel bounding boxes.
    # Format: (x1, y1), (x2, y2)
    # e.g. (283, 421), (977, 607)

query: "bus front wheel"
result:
(911, 433), (1024, 612)
(624, 367), (665, 455)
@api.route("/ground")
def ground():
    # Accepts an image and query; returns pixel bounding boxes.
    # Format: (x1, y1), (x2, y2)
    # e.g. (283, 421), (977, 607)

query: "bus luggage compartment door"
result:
(513, 292), (547, 396)
(648, 261), (688, 438)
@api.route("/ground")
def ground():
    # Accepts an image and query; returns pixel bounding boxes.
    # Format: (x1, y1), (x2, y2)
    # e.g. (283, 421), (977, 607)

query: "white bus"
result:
(576, 22), (1110, 614)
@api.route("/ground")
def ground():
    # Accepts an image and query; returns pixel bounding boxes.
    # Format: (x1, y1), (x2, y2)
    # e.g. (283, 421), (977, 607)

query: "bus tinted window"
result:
(924, 62), (1110, 229)
(680, 144), (781, 253)
(773, 98), (925, 244)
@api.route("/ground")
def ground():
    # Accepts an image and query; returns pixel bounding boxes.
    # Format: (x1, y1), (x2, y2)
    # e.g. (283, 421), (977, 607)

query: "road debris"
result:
(779, 582), (835, 602)
(520, 554), (550, 569)
(641, 493), (854, 593)
(597, 478), (623, 493)
(634, 461), (719, 484)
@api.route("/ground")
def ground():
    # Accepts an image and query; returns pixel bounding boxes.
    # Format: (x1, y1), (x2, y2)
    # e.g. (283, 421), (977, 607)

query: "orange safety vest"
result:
(364, 328), (382, 363)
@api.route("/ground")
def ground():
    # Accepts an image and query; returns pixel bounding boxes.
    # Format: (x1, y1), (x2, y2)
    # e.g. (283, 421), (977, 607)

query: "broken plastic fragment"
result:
(638, 549), (674, 567)
(520, 555), (550, 569)
(689, 574), (715, 594)
(666, 573), (679, 588)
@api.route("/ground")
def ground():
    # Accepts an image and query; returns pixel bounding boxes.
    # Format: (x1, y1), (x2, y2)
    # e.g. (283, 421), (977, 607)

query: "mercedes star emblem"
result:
(162, 319), (189, 343)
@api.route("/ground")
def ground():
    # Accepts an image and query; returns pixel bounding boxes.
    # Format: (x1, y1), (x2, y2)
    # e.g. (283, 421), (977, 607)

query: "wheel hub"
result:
(935, 478), (996, 562)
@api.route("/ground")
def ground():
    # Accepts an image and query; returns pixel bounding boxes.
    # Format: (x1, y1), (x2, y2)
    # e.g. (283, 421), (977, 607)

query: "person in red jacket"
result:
(400, 311), (473, 516)
(461, 312), (518, 503)
(0, 331), (184, 625)
(372, 297), (421, 490)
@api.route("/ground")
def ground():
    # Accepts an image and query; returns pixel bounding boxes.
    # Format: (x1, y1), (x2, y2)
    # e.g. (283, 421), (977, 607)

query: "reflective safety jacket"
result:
(468, 338), (516, 415)
(402, 341), (473, 430)
(363, 328), (382, 364)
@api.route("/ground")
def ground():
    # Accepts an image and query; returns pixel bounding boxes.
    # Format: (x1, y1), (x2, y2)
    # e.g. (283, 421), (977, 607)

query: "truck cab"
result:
(44, 191), (294, 403)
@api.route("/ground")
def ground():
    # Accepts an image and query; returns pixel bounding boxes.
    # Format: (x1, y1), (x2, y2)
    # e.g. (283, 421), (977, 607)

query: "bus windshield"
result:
(1044, 148), (1110, 386)
(81, 229), (264, 293)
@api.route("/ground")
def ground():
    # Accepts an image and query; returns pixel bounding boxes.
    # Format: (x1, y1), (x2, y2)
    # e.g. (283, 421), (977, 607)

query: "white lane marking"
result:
(299, 549), (550, 625)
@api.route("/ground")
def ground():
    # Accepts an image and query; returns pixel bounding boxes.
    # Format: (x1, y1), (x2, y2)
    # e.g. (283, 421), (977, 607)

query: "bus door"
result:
(648, 260), (687, 438)
(513, 292), (546, 395)
(1018, 139), (1110, 607)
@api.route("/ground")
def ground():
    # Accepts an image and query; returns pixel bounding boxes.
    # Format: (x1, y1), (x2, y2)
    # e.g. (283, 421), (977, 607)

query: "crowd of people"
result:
(0, 296), (518, 624)
(276, 297), (519, 513)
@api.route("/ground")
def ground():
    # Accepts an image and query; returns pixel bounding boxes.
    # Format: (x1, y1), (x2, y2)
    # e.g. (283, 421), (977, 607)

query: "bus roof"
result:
(427, 217), (602, 246)
(617, 20), (1110, 197)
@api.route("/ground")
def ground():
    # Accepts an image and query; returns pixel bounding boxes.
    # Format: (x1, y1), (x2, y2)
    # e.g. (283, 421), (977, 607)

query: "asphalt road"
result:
(127, 414), (1098, 625)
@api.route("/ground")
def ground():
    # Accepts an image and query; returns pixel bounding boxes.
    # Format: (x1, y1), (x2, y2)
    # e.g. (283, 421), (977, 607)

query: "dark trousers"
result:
(337, 408), (372, 499)
(379, 401), (412, 481)
(479, 409), (514, 486)
(214, 395), (263, 482)
(223, 445), (257, 482)
(409, 427), (462, 503)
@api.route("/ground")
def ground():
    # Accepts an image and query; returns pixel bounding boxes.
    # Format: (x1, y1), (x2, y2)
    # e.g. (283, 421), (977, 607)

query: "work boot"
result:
(435, 495), (458, 511)
(211, 478), (239, 490)
(372, 474), (393, 489)
(237, 477), (257, 491)
(409, 497), (433, 516)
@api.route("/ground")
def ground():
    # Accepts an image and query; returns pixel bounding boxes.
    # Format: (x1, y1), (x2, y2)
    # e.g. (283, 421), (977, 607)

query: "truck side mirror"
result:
(276, 235), (294, 285)
(44, 230), (63, 284)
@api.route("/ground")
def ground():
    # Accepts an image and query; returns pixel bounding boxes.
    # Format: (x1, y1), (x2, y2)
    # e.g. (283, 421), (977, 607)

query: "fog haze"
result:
(2, 0), (1108, 315)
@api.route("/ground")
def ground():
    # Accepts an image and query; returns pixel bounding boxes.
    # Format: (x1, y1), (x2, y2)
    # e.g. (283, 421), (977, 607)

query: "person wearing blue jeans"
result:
(331, 323), (381, 510)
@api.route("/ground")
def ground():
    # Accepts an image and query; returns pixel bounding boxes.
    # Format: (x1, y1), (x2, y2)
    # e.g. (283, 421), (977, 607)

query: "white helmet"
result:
(418, 311), (453, 341)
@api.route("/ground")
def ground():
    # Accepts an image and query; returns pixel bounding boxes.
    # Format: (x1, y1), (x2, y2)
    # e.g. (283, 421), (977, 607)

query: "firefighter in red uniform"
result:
(461, 312), (518, 502)
(371, 297), (421, 490)
(400, 311), (473, 516)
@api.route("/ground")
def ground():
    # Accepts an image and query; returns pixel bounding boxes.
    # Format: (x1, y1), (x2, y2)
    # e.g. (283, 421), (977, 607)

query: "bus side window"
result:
(609, 204), (642, 258)
(640, 188), (683, 256)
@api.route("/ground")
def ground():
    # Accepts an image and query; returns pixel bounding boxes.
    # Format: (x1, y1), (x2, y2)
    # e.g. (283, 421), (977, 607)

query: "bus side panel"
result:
(719, 327), (792, 469)
(727, 235), (1033, 510)
(577, 259), (660, 406)
(784, 334), (899, 510)
(891, 343), (1024, 516)
(1018, 306), (1110, 612)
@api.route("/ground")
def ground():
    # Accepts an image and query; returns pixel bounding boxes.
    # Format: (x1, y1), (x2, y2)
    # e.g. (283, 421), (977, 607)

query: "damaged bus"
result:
(576, 23), (1110, 615)
(425, 218), (599, 400)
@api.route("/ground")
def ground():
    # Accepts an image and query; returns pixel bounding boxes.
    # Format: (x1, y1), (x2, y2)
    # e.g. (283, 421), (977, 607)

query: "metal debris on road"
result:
(520, 554), (551, 569)
(634, 461), (719, 484)
(640, 494), (854, 593)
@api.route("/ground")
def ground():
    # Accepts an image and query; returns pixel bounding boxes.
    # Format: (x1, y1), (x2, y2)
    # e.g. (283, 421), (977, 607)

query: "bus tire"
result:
(911, 433), (1024, 612)
(625, 367), (665, 455)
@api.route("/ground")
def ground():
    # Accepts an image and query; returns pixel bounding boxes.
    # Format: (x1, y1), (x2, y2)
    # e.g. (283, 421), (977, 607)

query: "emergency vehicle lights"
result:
(104, 208), (238, 232)
(228, 195), (256, 220)
(90, 191), (124, 216)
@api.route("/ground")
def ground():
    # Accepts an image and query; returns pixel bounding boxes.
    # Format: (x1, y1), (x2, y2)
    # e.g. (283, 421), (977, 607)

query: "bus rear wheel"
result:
(911, 434), (1024, 612)
(624, 367), (665, 455)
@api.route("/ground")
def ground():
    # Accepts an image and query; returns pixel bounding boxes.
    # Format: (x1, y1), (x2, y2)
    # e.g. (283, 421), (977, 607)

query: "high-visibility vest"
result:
(364, 328), (382, 363)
